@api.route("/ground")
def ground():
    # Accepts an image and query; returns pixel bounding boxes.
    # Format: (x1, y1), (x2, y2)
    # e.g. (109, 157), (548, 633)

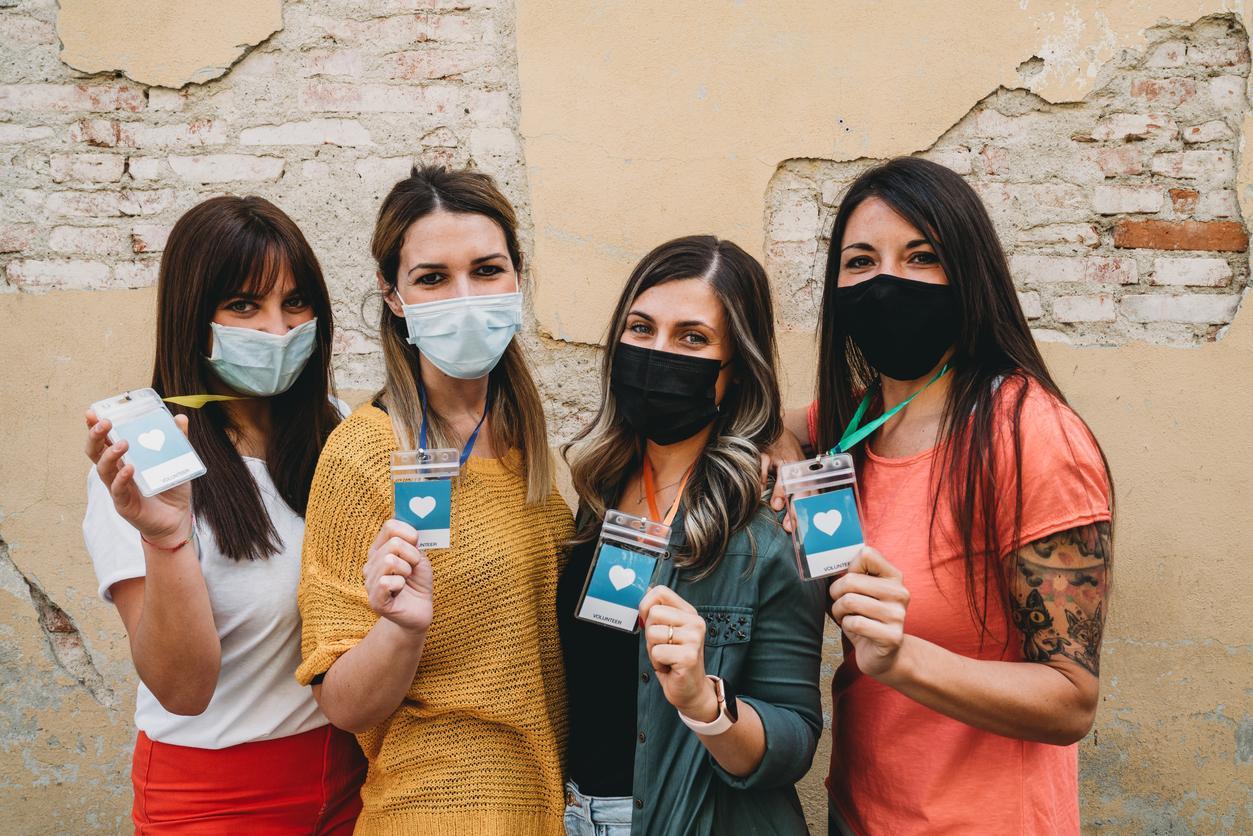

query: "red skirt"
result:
(131, 724), (365, 834)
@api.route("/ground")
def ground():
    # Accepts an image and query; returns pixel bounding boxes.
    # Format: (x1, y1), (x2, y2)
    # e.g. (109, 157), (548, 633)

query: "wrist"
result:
(141, 517), (195, 552)
(874, 634), (920, 689)
(680, 677), (720, 723)
(380, 617), (428, 653)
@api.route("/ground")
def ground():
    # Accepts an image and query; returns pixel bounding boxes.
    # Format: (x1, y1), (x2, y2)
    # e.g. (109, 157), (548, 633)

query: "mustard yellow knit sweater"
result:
(296, 405), (573, 836)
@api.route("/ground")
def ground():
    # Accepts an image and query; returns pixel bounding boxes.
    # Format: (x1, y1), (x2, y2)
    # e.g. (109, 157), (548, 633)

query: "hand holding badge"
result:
(575, 458), (691, 633)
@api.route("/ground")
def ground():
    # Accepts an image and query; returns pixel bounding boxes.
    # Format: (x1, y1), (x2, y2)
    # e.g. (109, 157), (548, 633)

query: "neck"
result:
(221, 397), (271, 457)
(418, 355), (489, 419)
(644, 425), (712, 483)
(879, 351), (953, 414)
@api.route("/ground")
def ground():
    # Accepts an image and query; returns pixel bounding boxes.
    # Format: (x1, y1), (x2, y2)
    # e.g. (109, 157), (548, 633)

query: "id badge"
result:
(90, 388), (207, 497)
(391, 449), (458, 550)
(575, 510), (671, 632)
(779, 453), (865, 580)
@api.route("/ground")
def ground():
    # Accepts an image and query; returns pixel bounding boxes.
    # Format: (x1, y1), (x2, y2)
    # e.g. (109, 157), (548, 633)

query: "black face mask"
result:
(610, 343), (723, 446)
(835, 273), (959, 381)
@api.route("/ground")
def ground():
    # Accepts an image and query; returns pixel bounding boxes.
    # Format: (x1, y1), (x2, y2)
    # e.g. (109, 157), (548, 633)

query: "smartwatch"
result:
(678, 675), (738, 736)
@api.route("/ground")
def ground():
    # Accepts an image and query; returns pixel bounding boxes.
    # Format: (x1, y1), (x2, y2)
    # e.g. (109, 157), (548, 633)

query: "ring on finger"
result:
(666, 625), (675, 644)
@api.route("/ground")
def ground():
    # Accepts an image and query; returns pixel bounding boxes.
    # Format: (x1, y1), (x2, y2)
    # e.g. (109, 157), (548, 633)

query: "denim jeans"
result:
(563, 780), (633, 836)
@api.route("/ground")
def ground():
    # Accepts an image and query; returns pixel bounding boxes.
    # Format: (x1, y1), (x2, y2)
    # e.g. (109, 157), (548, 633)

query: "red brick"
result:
(1169, 188), (1199, 215)
(0, 83), (144, 113)
(68, 119), (122, 147)
(1113, 219), (1247, 252)
(1130, 78), (1197, 108)
(1087, 147), (1144, 177)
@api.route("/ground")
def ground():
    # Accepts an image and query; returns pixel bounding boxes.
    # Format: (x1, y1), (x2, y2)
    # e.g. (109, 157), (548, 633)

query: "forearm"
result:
(881, 635), (1097, 744)
(694, 699), (766, 777)
(315, 618), (426, 733)
(130, 543), (221, 715)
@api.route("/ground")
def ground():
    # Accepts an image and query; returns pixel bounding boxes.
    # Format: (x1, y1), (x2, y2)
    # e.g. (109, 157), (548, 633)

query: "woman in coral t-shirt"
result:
(770, 157), (1113, 835)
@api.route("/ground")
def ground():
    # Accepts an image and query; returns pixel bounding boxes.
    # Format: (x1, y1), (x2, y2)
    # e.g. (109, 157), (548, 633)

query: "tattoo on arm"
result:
(1010, 522), (1110, 676)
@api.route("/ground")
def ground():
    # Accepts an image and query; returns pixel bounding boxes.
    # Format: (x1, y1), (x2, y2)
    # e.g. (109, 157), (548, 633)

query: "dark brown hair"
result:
(371, 164), (553, 503)
(815, 157), (1113, 640)
(152, 195), (339, 561)
(564, 235), (782, 577)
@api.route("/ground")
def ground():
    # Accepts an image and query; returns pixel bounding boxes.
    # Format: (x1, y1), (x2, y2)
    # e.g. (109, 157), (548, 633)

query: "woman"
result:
(772, 157), (1113, 834)
(82, 196), (364, 832)
(296, 165), (574, 835)
(559, 236), (827, 835)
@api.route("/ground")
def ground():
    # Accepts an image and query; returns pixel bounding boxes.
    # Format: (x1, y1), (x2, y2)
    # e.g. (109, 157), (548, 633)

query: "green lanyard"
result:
(832, 363), (950, 454)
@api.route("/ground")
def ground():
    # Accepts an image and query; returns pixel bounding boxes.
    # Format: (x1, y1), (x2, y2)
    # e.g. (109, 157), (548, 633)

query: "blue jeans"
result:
(563, 780), (633, 836)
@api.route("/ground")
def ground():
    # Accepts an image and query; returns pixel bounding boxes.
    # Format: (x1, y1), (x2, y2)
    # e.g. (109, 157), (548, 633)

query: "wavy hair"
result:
(564, 235), (782, 577)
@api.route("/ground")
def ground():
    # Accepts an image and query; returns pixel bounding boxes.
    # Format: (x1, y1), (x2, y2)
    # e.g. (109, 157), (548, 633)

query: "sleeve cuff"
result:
(707, 695), (817, 791)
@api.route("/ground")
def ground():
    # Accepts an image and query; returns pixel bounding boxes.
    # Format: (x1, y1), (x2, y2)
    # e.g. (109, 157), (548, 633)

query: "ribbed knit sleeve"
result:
(296, 407), (395, 686)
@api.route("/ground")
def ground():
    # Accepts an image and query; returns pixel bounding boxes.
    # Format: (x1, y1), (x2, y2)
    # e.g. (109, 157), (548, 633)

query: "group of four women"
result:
(83, 157), (1113, 835)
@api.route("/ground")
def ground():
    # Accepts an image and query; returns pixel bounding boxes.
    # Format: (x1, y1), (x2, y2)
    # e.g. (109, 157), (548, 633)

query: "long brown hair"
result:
(152, 195), (339, 561)
(371, 164), (554, 504)
(814, 157), (1113, 640)
(564, 236), (782, 577)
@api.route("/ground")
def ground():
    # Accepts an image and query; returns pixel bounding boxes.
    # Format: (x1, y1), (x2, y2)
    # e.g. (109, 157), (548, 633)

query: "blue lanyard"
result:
(417, 379), (492, 467)
(832, 363), (950, 454)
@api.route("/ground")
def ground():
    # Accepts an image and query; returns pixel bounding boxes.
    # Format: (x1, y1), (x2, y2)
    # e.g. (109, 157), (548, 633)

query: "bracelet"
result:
(140, 517), (195, 552)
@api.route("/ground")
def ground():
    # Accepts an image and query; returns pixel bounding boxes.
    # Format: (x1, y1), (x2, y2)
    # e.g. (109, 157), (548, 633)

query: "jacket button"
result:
(640, 672), (649, 683)
(638, 731), (646, 743)
(634, 797), (643, 810)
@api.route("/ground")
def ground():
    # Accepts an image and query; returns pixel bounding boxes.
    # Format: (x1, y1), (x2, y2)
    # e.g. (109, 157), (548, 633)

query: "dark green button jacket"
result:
(618, 506), (827, 836)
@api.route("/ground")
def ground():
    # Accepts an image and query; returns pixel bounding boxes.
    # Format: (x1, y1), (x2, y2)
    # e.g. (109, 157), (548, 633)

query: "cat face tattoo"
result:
(1012, 589), (1070, 663)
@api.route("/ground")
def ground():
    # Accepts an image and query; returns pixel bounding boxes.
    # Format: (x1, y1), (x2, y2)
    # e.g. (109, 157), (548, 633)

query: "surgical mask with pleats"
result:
(399, 291), (522, 380)
(205, 318), (319, 397)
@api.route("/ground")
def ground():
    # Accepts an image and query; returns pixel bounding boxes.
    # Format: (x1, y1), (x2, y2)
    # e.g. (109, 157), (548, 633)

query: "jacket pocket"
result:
(696, 605), (754, 680)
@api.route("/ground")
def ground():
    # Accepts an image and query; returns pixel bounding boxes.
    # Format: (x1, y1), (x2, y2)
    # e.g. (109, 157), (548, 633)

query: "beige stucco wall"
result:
(0, 0), (1249, 831)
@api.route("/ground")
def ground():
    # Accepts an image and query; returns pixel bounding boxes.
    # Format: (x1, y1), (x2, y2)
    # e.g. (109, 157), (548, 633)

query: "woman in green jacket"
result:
(558, 236), (826, 835)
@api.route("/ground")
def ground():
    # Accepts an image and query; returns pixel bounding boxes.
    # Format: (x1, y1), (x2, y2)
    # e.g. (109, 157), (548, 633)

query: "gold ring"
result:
(666, 625), (675, 644)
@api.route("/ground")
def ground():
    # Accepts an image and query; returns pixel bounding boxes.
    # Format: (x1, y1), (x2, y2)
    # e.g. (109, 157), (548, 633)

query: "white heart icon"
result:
(408, 496), (437, 519)
(813, 509), (842, 536)
(137, 429), (165, 452)
(608, 564), (636, 591)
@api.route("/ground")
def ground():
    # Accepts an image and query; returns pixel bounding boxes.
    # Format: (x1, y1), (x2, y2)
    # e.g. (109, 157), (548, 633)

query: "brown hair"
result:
(371, 164), (553, 504)
(152, 195), (339, 561)
(564, 235), (782, 577)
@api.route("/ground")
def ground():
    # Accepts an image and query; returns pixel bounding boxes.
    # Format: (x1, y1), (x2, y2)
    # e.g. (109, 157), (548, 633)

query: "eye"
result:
(224, 299), (256, 314)
(1030, 611), (1047, 624)
(909, 251), (940, 264)
(844, 255), (874, 269)
(283, 294), (309, 310)
(414, 272), (445, 287)
(627, 321), (653, 336)
(474, 264), (505, 277)
(680, 331), (709, 346)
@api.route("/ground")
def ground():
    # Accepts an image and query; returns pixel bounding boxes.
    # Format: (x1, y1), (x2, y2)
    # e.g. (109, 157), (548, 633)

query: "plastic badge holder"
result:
(779, 453), (865, 580)
(90, 388), (206, 497)
(391, 449), (459, 550)
(575, 510), (671, 633)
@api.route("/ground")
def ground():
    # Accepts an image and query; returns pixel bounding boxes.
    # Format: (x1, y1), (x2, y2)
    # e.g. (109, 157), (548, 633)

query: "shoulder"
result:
(991, 374), (1105, 473)
(725, 506), (795, 572)
(318, 405), (397, 474)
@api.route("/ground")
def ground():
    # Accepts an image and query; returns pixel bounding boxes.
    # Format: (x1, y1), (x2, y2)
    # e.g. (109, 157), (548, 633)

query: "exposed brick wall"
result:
(0, 0), (530, 391)
(766, 15), (1250, 346)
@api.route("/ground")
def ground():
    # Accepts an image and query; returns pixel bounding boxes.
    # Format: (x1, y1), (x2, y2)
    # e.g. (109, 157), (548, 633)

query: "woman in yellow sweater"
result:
(296, 165), (573, 835)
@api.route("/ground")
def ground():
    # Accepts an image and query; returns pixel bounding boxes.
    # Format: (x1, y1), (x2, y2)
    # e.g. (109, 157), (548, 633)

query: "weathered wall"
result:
(0, 0), (1249, 832)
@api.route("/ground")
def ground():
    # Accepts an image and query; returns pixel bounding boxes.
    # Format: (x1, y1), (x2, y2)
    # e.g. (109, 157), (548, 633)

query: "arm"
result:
(85, 410), (220, 715)
(830, 523), (1110, 745)
(312, 519), (433, 734)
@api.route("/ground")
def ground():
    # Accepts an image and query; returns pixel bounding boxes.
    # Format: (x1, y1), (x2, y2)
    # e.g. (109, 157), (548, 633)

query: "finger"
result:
(380, 537), (424, 567)
(381, 553), (413, 578)
(758, 454), (770, 490)
(770, 478), (787, 512)
(643, 622), (699, 651)
(173, 413), (190, 438)
(109, 462), (138, 505)
(846, 546), (903, 581)
(643, 604), (695, 630)
(839, 614), (904, 646)
(830, 572), (910, 605)
(641, 585), (698, 616)
(85, 413), (112, 462)
(371, 519), (418, 553)
(96, 440), (127, 486)
(830, 592), (905, 626)
(647, 642), (700, 670)
(377, 575), (405, 595)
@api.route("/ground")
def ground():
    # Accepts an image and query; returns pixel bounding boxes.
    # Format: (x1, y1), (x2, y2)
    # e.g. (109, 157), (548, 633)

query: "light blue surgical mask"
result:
(205, 318), (319, 397)
(400, 291), (522, 380)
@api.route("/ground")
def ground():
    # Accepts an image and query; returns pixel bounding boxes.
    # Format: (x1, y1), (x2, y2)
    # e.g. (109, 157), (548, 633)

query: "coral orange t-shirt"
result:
(808, 377), (1111, 835)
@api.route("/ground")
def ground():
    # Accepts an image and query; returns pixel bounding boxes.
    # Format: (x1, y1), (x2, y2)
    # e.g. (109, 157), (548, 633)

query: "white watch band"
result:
(678, 676), (734, 736)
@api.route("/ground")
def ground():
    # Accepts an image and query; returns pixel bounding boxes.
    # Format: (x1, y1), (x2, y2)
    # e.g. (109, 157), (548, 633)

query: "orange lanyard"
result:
(642, 455), (693, 526)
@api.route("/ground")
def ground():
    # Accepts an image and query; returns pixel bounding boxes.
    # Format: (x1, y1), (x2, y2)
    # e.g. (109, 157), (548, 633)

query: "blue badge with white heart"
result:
(394, 479), (452, 550)
(793, 487), (863, 577)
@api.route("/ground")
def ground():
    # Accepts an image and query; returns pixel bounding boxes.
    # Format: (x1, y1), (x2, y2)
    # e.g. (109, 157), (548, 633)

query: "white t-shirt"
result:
(82, 458), (328, 749)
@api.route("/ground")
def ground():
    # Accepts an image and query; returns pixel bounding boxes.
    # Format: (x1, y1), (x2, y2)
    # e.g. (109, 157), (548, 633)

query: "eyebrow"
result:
(627, 309), (712, 329)
(407, 253), (508, 275)
(840, 238), (931, 253)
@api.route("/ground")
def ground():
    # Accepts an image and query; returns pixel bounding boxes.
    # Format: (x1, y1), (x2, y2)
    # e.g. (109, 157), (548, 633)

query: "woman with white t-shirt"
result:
(82, 196), (365, 833)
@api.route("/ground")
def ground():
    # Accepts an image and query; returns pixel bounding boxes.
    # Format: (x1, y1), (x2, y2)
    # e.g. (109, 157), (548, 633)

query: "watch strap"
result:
(677, 675), (735, 736)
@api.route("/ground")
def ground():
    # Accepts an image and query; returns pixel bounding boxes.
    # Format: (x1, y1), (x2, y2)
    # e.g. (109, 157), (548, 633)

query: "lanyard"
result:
(418, 378), (492, 467)
(833, 363), (950, 454)
(163, 394), (248, 408)
(642, 455), (693, 526)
